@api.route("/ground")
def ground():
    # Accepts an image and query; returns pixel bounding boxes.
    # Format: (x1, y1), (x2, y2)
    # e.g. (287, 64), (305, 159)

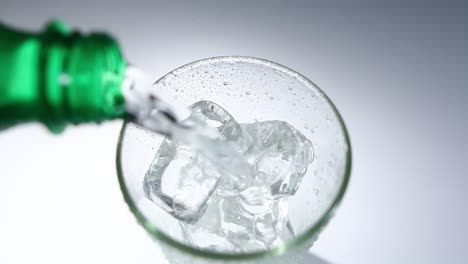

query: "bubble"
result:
(246, 91), (251, 95)
(223, 82), (229, 86)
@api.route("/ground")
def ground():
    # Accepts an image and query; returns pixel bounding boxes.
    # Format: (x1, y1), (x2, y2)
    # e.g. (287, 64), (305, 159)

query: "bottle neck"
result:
(0, 21), (127, 133)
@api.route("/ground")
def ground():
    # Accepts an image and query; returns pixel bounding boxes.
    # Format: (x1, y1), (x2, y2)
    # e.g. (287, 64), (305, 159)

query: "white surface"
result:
(0, 123), (164, 263)
(1, 1), (467, 263)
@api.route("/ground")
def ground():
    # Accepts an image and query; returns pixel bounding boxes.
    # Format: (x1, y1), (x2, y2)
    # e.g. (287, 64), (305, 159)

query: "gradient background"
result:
(0, 1), (467, 263)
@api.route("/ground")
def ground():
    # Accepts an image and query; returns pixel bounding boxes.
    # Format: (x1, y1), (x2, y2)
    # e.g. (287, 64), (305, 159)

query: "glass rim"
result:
(116, 56), (352, 260)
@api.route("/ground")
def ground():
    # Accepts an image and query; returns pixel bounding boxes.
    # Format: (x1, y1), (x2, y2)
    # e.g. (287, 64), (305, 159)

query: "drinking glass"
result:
(117, 56), (351, 263)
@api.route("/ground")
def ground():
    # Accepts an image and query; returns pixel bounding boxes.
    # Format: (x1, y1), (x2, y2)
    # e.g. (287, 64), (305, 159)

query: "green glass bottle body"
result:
(0, 21), (127, 133)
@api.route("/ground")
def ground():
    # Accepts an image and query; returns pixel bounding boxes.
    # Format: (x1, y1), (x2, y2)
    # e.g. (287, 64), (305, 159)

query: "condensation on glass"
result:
(117, 57), (351, 264)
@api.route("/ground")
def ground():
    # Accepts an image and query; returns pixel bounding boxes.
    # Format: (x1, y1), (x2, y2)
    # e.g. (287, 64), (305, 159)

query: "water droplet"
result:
(314, 188), (319, 196)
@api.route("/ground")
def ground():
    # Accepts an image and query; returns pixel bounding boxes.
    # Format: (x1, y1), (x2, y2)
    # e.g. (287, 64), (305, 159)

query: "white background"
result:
(1, 1), (467, 263)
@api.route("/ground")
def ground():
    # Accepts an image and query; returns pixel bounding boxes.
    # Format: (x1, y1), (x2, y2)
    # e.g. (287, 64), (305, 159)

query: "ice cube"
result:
(182, 194), (295, 252)
(239, 121), (314, 202)
(172, 156), (220, 221)
(180, 195), (237, 251)
(219, 196), (260, 251)
(187, 101), (254, 195)
(143, 101), (254, 222)
(144, 101), (313, 251)
(253, 212), (278, 245)
(190, 101), (252, 153)
(143, 138), (220, 222)
(253, 198), (295, 247)
(143, 138), (179, 214)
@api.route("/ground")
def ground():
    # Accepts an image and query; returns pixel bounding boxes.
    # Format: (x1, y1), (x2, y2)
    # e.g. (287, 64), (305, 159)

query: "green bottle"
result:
(0, 21), (127, 133)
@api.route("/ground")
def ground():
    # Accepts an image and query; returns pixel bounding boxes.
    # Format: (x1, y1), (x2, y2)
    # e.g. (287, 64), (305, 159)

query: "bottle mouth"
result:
(41, 21), (127, 131)
(116, 56), (352, 260)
